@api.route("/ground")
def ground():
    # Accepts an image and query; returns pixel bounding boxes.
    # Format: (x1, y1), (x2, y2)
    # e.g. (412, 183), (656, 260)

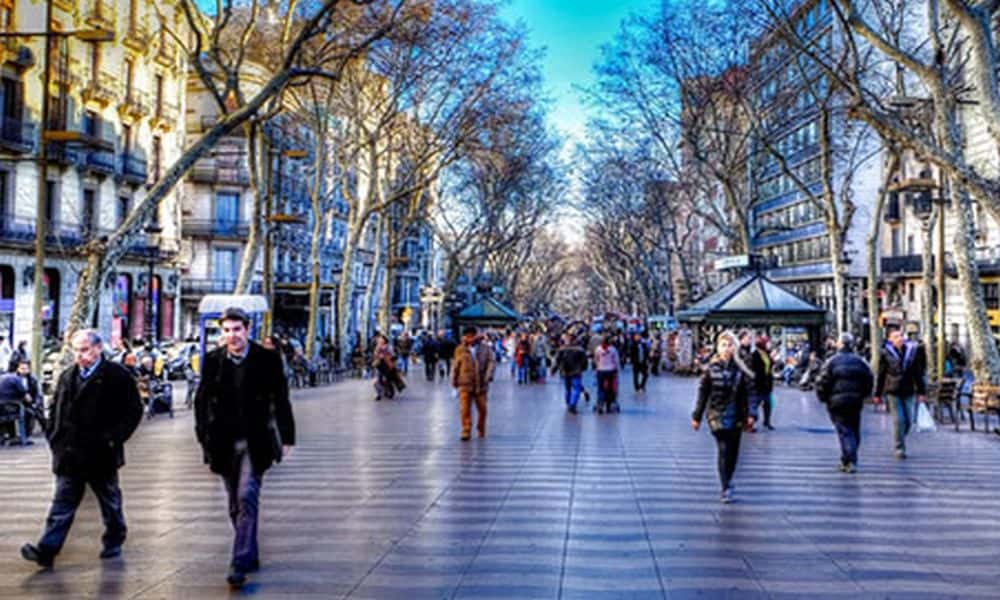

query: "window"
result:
(117, 196), (130, 227)
(909, 283), (915, 303)
(0, 170), (8, 220)
(151, 136), (161, 182)
(214, 192), (240, 229)
(124, 59), (133, 99)
(44, 181), (57, 226)
(212, 248), (238, 283)
(906, 234), (914, 255)
(0, 74), (21, 122)
(82, 110), (98, 137)
(81, 188), (97, 238)
(891, 228), (902, 256)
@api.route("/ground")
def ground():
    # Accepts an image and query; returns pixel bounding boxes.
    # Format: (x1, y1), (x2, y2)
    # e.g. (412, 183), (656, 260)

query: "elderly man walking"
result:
(21, 330), (143, 569)
(815, 333), (874, 473)
(195, 307), (296, 588)
(452, 326), (496, 441)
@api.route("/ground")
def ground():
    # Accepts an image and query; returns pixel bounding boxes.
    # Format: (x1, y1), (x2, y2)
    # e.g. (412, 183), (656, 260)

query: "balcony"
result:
(977, 246), (1000, 275)
(188, 161), (250, 187)
(44, 143), (80, 167)
(118, 152), (147, 185)
(182, 279), (262, 297)
(881, 254), (923, 276)
(182, 219), (250, 239)
(118, 89), (151, 123)
(150, 100), (180, 132)
(80, 147), (116, 177)
(82, 72), (120, 108)
(122, 18), (151, 52)
(84, 0), (116, 33)
(0, 217), (85, 249)
(0, 116), (35, 153)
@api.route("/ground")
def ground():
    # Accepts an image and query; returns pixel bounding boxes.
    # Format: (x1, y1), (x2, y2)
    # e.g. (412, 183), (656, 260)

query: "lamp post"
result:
(143, 225), (162, 345)
(3, 8), (115, 370)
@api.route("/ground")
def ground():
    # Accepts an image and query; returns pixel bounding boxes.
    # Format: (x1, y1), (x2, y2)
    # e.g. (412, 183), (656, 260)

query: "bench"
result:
(928, 378), (960, 431)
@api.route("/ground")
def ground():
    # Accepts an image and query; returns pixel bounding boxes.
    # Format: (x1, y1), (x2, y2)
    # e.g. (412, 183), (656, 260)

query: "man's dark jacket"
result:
(195, 342), (295, 475)
(45, 359), (143, 477)
(553, 344), (588, 377)
(749, 349), (774, 394)
(876, 341), (928, 397)
(815, 348), (874, 412)
(629, 339), (651, 368)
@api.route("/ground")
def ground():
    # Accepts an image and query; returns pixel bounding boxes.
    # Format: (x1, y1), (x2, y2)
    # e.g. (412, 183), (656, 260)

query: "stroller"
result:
(595, 371), (621, 414)
(139, 375), (174, 418)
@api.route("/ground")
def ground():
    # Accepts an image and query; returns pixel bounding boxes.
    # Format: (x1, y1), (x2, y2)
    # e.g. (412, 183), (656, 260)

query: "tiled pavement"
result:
(1, 366), (1000, 599)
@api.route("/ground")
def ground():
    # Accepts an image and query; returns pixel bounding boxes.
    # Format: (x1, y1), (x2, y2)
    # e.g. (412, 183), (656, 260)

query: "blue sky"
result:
(500, 0), (656, 144)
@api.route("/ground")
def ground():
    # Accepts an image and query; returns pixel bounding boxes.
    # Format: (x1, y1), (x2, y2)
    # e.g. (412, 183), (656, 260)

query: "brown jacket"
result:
(451, 340), (496, 394)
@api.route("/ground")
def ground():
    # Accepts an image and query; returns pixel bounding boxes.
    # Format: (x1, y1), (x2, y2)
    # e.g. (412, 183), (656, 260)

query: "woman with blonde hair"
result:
(691, 330), (753, 503)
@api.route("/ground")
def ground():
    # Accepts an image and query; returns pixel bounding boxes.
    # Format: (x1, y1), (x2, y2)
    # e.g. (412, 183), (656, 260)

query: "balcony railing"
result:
(118, 152), (147, 185)
(0, 217), (90, 248)
(85, 0), (116, 32)
(881, 254), (923, 276)
(182, 279), (262, 296)
(118, 89), (151, 122)
(80, 148), (116, 176)
(0, 116), (35, 153)
(82, 71), (120, 107)
(188, 162), (250, 186)
(182, 219), (250, 239)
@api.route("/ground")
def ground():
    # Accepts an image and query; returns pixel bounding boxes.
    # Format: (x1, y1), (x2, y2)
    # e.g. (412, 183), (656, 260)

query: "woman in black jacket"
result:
(692, 331), (753, 503)
(749, 335), (775, 431)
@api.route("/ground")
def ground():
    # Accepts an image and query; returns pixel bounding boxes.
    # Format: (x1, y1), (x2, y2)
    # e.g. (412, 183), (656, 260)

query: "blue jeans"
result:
(397, 355), (409, 374)
(38, 472), (127, 556)
(830, 409), (861, 465)
(517, 364), (528, 383)
(888, 394), (916, 453)
(223, 441), (263, 571)
(563, 375), (582, 407)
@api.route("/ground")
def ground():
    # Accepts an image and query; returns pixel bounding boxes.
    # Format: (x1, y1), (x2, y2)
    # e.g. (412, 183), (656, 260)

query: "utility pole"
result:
(30, 0), (54, 372)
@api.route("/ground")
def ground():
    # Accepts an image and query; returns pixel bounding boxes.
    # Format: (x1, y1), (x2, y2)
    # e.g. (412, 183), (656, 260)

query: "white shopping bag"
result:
(915, 402), (937, 432)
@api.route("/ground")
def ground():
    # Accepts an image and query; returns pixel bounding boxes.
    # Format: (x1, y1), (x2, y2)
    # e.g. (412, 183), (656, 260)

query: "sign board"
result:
(714, 255), (750, 271)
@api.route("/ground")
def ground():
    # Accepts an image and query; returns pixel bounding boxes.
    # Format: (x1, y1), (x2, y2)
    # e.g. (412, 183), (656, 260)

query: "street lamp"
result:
(892, 173), (947, 379)
(8, 3), (115, 369)
(143, 225), (162, 345)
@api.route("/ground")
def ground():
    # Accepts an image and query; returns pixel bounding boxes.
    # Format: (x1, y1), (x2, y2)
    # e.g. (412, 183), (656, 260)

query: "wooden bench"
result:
(969, 384), (1000, 434)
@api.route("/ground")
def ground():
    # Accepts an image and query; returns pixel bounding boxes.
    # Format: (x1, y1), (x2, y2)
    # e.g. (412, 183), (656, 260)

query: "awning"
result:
(677, 272), (826, 326)
(454, 297), (523, 326)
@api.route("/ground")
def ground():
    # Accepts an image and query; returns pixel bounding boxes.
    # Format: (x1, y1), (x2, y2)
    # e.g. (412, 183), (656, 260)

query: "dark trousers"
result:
(38, 472), (127, 556)
(221, 442), (263, 571)
(424, 359), (437, 381)
(750, 391), (773, 426)
(830, 409), (862, 466)
(632, 363), (649, 391)
(712, 429), (742, 491)
(596, 371), (617, 407)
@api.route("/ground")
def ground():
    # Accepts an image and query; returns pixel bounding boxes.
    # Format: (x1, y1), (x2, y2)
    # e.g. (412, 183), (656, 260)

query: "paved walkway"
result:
(1, 366), (999, 599)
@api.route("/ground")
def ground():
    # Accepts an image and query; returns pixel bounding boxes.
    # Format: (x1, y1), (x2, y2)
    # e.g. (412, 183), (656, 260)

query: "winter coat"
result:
(553, 345), (588, 378)
(876, 341), (928, 398)
(46, 359), (143, 477)
(420, 338), (438, 361)
(451, 340), (496, 394)
(750, 348), (774, 394)
(194, 343), (295, 475)
(693, 359), (750, 432)
(815, 348), (874, 413)
(629, 339), (652, 367)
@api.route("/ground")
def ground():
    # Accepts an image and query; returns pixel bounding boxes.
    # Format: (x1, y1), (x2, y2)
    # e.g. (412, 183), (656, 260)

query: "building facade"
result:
(0, 0), (186, 353)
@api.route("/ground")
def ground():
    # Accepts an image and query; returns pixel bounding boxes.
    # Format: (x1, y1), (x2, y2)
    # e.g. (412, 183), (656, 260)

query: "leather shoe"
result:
(227, 568), (247, 588)
(99, 546), (122, 559)
(460, 434), (470, 441)
(21, 543), (53, 568)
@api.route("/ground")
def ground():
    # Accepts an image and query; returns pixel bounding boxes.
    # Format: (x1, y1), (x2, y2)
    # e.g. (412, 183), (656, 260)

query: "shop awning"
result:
(677, 272), (827, 326)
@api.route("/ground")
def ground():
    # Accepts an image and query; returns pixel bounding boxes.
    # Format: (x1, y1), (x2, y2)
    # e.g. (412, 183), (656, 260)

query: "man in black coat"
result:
(21, 330), (143, 569)
(815, 333), (874, 473)
(420, 333), (438, 382)
(195, 307), (295, 588)
(874, 327), (927, 459)
(629, 332), (651, 392)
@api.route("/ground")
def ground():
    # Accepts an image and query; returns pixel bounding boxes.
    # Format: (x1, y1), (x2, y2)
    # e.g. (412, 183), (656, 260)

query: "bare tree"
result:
(59, 0), (403, 365)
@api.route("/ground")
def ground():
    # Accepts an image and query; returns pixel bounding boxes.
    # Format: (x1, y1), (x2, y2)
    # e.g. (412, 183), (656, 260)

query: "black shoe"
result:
(21, 543), (53, 568)
(764, 423), (775, 431)
(227, 568), (247, 588)
(460, 435), (470, 442)
(99, 545), (122, 559)
(568, 406), (577, 414)
(234, 560), (260, 573)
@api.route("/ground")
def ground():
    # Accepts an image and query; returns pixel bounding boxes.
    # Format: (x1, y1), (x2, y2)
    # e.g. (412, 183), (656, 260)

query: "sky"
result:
(500, 0), (656, 145)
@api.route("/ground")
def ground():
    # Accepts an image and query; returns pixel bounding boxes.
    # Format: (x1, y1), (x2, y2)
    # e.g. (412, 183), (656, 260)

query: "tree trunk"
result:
(335, 239), (357, 367)
(921, 212), (937, 381)
(360, 217), (385, 343)
(377, 229), (397, 334)
(304, 153), (324, 360)
(829, 226), (846, 337)
(868, 152), (898, 374)
(235, 127), (267, 294)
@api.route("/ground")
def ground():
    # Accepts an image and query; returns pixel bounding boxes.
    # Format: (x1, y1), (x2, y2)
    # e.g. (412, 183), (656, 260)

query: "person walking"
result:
(395, 332), (413, 374)
(629, 332), (651, 392)
(874, 327), (927, 459)
(691, 331), (752, 504)
(373, 335), (402, 401)
(515, 333), (531, 384)
(552, 334), (588, 414)
(194, 307), (295, 588)
(451, 326), (496, 441)
(20, 330), (143, 569)
(815, 332), (874, 473)
(594, 336), (621, 414)
(420, 333), (439, 382)
(437, 332), (457, 380)
(13, 358), (42, 437)
(748, 335), (775, 431)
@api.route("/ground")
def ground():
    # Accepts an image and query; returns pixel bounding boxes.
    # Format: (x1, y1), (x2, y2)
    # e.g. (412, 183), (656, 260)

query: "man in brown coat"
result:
(451, 326), (496, 441)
